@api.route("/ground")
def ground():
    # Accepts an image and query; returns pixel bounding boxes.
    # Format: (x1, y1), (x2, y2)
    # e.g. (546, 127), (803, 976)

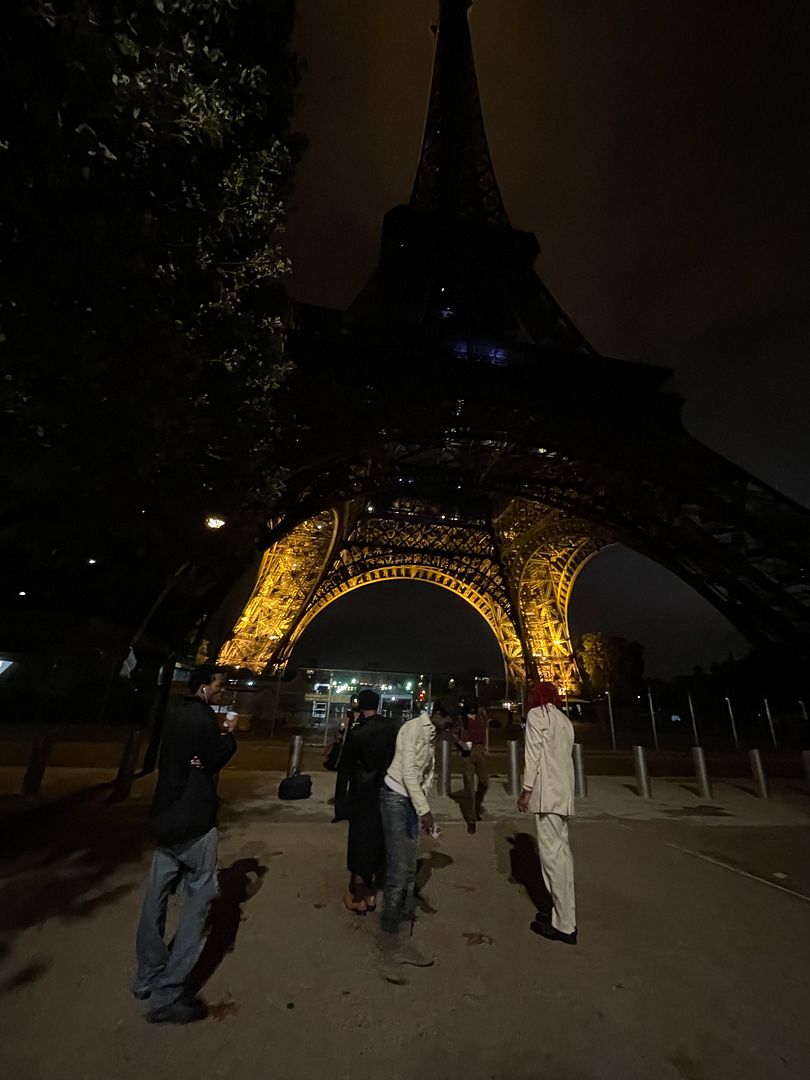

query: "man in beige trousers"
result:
(517, 680), (577, 945)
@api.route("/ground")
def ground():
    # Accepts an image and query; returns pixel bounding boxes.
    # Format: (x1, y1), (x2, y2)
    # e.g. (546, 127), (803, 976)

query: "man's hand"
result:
(420, 811), (435, 834)
(517, 789), (531, 813)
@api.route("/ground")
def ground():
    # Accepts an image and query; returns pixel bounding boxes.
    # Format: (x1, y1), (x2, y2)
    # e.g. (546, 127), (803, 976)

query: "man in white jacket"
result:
(517, 681), (577, 945)
(377, 701), (453, 979)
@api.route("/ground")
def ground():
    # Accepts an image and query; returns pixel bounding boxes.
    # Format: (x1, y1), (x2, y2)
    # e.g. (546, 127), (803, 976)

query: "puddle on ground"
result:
(462, 932), (494, 946)
(208, 998), (239, 1022)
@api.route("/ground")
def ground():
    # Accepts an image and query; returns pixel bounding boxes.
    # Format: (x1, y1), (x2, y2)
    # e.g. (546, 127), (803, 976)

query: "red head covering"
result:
(530, 681), (562, 709)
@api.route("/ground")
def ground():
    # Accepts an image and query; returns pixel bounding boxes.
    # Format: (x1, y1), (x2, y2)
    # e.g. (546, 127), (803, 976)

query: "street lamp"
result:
(646, 686), (659, 752)
(724, 696), (740, 750)
(687, 692), (700, 747)
(205, 515), (226, 530)
(763, 698), (778, 748)
(605, 689), (616, 751)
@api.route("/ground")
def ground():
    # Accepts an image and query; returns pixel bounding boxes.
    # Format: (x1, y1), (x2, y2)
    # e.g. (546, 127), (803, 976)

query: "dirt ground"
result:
(1, 772), (809, 1080)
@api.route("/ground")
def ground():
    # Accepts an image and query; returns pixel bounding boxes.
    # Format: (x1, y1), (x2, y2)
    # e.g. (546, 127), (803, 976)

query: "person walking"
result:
(132, 665), (237, 1023)
(455, 696), (489, 834)
(517, 680), (577, 945)
(334, 689), (399, 914)
(378, 701), (451, 980)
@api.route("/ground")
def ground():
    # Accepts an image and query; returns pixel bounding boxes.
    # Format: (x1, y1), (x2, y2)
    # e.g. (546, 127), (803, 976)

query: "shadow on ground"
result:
(505, 831), (552, 920)
(0, 775), (278, 995)
(415, 850), (454, 914)
(0, 779), (153, 986)
(187, 857), (267, 996)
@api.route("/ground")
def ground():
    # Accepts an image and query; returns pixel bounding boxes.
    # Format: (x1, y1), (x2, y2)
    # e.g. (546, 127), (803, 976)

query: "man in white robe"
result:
(517, 681), (577, 944)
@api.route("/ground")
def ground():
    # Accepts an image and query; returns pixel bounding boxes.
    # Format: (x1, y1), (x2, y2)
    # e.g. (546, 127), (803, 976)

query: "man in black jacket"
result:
(132, 665), (237, 1024)
(334, 688), (399, 914)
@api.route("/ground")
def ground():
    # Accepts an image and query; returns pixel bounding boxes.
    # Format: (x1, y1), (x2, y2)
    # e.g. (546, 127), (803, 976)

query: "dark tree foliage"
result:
(670, 647), (806, 708)
(574, 631), (645, 702)
(0, 1), (301, 681)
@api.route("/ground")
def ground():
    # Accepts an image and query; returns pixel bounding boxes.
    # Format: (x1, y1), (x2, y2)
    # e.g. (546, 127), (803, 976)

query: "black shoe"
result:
(530, 921), (577, 945)
(146, 996), (208, 1024)
(466, 822), (476, 835)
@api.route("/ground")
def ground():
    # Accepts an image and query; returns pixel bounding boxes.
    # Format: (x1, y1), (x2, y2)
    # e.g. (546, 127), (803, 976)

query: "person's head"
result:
(189, 665), (228, 706)
(460, 697), (479, 719)
(530, 681), (562, 710)
(356, 688), (379, 715)
(431, 697), (458, 731)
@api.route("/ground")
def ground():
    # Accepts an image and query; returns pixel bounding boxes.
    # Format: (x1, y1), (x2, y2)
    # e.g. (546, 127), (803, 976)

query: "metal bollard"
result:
(749, 748), (768, 799)
(691, 746), (713, 800)
(109, 728), (144, 802)
(21, 734), (52, 796)
(573, 743), (587, 798)
(436, 737), (452, 797)
(287, 734), (304, 777)
(632, 745), (652, 799)
(802, 750), (810, 791)
(506, 738), (521, 798)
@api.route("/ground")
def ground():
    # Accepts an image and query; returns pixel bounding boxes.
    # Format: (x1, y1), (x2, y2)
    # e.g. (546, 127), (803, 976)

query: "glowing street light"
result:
(205, 515), (226, 530)
(724, 696), (740, 749)
(605, 689), (616, 751)
(646, 687), (659, 752)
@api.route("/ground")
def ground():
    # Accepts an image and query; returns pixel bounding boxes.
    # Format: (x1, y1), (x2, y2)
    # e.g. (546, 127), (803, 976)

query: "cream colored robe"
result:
(522, 703), (575, 816)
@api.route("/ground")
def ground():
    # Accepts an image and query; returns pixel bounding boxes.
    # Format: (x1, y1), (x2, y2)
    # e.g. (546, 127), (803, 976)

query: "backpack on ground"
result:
(278, 770), (312, 800)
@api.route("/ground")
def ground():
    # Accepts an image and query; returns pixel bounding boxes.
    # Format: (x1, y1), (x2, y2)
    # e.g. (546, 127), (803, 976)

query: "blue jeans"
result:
(379, 786), (419, 934)
(133, 827), (218, 1009)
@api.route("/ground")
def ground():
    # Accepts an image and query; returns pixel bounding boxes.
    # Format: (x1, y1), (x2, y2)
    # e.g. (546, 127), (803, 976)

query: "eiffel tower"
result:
(220, 0), (810, 693)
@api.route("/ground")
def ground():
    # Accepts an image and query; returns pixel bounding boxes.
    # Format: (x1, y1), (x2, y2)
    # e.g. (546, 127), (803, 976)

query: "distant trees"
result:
(574, 631), (644, 700)
(671, 646), (805, 707)
(0, 0), (301, 717)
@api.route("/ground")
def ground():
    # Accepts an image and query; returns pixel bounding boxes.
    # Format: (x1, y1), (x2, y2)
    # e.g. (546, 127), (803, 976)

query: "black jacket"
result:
(150, 697), (237, 845)
(334, 712), (400, 820)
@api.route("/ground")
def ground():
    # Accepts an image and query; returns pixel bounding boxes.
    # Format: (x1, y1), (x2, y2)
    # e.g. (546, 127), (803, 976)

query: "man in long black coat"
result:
(334, 688), (399, 913)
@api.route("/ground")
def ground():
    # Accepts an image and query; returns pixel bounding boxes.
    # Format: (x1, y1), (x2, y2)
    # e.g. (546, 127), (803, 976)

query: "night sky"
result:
(286, 0), (810, 679)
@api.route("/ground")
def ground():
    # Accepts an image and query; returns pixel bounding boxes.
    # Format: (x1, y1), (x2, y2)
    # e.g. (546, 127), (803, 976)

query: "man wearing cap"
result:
(517, 681), (577, 945)
(334, 688), (399, 913)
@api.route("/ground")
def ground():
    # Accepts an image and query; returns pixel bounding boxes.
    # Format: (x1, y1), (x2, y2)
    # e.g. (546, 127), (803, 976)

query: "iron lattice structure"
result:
(221, 496), (603, 692)
(220, 0), (810, 689)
